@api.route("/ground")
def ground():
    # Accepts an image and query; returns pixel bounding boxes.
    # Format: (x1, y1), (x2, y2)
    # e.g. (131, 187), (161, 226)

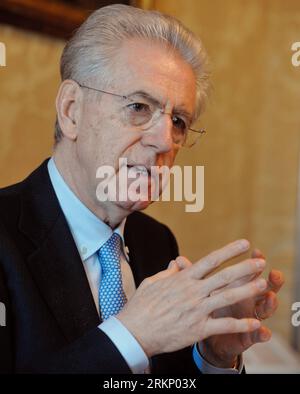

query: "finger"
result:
(251, 248), (265, 259)
(205, 278), (268, 314)
(205, 317), (261, 337)
(158, 264), (179, 277)
(249, 249), (265, 283)
(255, 291), (278, 320)
(143, 263), (179, 286)
(241, 327), (271, 351)
(255, 270), (284, 301)
(204, 258), (266, 296)
(168, 260), (177, 269)
(175, 256), (193, 270)
(268, 270), (285, 293)
(190, 239), (250, 279)
(250, 326), (272, 344)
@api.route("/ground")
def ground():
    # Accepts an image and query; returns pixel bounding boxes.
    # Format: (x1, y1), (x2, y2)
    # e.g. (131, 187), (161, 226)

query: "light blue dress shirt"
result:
(47, 157), (242, 374)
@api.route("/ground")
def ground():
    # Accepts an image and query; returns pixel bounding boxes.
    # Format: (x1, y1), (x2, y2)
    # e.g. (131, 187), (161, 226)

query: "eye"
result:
(172, 116), (187, 133)
(127, 102), (151, 113)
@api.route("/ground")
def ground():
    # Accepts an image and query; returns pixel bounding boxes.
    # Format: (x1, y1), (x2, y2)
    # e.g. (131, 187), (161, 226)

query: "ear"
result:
(55, 80), (82, 141)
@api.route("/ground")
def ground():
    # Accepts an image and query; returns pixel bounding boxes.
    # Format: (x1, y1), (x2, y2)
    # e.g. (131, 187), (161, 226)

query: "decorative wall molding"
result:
(132, 0), (155, 10)
(0, 0), (130, 39)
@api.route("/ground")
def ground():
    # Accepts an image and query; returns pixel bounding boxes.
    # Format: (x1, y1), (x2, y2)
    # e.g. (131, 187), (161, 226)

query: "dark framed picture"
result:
(0, 0), (133, 39)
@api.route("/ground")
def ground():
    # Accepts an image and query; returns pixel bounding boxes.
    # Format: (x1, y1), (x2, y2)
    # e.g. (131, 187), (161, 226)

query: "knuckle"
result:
(252, 279), (265, 292)
(241, 334), (252, 348)
(142, 277), (153, 287)
(220, 268), (232, 284)
(241, 258), (257, 274)
(198, 298), (209, 315)
(207, 247), (225, 263)
(249, 282), (257, 294)
(248, 259), (257, 269)
(242, 259), (259, 275)
(205, 254), (220, 270)
(197, 280), (207, 297)
(176, 256), (192, 269)
(222, 290), (234, 304)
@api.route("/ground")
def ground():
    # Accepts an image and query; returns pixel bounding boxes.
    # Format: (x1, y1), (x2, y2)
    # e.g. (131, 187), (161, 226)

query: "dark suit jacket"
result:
(0, 160), (199, 374)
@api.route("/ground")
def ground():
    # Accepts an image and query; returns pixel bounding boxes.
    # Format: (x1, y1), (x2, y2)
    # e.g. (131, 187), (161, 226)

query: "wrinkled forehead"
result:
(105, 38), (197, 115)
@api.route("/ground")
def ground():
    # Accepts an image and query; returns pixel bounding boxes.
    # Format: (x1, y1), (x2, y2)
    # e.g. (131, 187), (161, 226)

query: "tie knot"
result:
(98, 232), (122, 271)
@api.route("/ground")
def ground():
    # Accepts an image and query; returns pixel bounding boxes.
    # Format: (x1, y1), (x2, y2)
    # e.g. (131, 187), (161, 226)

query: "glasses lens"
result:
(183, 128), (205, 148)
(123, 98), (205, 148)
(171, 128), (186, 146)
(125, 100), (154, 127)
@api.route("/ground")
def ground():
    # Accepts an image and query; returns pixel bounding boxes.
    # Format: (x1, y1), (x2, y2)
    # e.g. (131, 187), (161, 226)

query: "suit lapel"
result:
(124, 212), (169, 287)
(123, 217), (146, 288)
(19, 160), (100, 342)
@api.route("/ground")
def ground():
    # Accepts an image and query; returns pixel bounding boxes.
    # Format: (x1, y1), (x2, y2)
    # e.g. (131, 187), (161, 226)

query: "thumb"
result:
(175, 256), (193, 270)
(146, 261), (180, 283)
(142, 257), (191, 287)
(168, 259), (178, 269)
(251, 248), (265, 259)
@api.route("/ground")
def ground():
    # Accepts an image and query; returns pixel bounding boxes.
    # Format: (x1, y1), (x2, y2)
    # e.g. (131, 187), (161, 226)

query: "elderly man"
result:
(0, 4), (283, 374)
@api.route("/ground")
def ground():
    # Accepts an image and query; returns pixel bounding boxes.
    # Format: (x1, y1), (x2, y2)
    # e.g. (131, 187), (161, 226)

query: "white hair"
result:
(55, 4), (210, 143)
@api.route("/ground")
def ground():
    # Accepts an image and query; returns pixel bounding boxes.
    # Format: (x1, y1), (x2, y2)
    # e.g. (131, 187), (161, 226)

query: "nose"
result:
(142, 112), (174, 153)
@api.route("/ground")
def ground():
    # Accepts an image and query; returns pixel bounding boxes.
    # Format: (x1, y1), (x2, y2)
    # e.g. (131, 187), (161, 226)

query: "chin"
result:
(115, 198), (153, 213)
(131, 199), (153, 211)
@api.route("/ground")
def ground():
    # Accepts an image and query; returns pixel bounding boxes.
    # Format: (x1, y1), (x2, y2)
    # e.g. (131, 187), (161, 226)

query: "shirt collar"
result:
(47, 157), (128, 262)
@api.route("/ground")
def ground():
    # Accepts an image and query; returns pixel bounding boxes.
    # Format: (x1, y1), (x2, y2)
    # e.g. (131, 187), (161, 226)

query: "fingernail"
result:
(273, 272), (282, 281)
(261, 332), (270, 342)
(256, 259), (266, 269)
(255, 278), (267, 290)
(168, 260), (175, 269)
(239, 239), (250, 250)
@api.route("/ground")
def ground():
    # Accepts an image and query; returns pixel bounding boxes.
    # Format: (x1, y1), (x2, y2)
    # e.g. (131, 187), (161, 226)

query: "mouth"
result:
(126, 164), (151, 176)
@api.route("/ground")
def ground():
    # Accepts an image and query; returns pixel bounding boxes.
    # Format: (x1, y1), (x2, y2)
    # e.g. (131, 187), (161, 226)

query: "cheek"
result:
(76, 120), (109, 178)
(80, 117), (140, 171)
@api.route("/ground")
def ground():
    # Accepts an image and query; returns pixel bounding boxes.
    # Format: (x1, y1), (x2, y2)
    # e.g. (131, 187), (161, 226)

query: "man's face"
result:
(75, 38), (197, 213)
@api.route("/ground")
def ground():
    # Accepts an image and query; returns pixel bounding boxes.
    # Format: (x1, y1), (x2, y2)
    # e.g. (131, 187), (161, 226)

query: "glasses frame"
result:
(75, 81), (206, 148)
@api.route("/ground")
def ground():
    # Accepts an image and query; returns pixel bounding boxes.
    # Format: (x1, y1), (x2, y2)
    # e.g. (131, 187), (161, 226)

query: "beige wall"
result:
(1, 0), (300, 342)
(144, 0), (300, 341)
(0, 25), (64, 185)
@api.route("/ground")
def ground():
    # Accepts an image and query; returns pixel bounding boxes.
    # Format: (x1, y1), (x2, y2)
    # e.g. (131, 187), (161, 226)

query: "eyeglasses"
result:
(75, 81), (206, 148)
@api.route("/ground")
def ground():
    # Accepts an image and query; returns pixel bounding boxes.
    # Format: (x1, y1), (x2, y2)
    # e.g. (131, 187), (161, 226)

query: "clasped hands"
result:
(117, 239), (284, 368)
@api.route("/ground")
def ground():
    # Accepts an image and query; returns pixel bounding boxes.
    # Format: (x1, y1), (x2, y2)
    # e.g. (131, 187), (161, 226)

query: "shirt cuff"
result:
(193, 343), (244, 374)
(99, 316), (149, 374)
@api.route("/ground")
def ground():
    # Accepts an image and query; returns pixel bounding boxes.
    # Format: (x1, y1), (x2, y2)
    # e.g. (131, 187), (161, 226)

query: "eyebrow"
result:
(126, 90), (194, 122)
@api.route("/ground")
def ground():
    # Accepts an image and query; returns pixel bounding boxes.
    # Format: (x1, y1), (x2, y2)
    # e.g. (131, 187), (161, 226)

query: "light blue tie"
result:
(98, 232), (127, 321)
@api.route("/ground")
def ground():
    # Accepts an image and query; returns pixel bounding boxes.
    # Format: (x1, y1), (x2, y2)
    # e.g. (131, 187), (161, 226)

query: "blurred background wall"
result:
(1, 0), (300, 370)
(0, 25), (61, 182)
(145, 0), (300, 348)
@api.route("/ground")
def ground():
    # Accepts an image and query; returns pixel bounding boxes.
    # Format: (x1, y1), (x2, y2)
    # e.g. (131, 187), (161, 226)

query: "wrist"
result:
(198, 341), (238, 369)
(116, 311), (155, 358)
